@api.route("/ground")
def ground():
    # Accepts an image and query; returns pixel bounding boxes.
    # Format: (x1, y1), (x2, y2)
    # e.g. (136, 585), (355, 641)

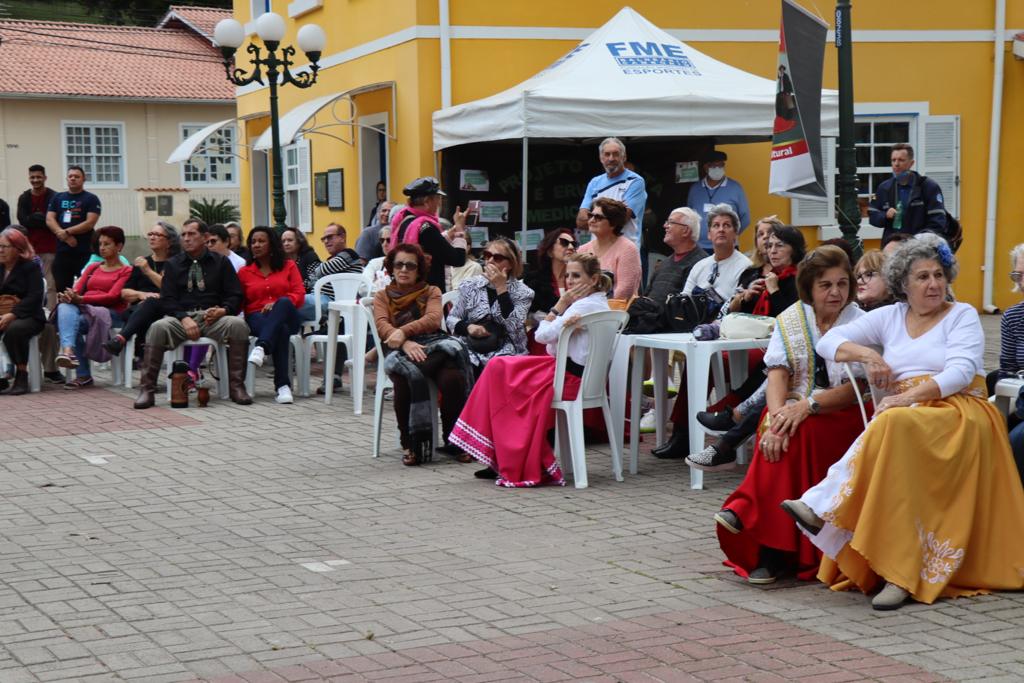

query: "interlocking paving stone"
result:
(0, 315), (1014, 680)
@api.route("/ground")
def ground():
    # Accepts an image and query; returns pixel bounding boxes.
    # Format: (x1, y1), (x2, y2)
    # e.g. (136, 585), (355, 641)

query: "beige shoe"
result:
(780, 500), (823, 535)
(872, 582), (910, 611)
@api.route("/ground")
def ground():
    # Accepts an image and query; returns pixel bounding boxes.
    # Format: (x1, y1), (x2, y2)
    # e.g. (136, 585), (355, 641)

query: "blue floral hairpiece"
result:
(936, 241), (954, 268)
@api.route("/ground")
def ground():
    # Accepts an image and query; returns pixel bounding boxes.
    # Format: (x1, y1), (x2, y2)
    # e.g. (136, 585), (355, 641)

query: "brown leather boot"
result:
(133, 344), (166, 409)
(226, 341), (252, 405)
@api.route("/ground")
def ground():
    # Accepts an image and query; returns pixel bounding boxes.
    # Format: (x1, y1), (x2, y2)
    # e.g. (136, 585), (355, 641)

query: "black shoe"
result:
(44, 371), (66, 384)
(103, 336), (125, 356)
(714, 509), (742, 534)
(651, 430), (689, 459)
(685, 443), (737, 471)
(0, 376), (8, 392)
(316, 376), (344, 395)
(474, 467), (498, 479)
(697, 409), (736, 433)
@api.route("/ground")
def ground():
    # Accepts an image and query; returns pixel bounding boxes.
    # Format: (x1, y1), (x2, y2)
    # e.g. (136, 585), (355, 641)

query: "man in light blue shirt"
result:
(686, 151), (750, 252)
(577, 137), (647, 250)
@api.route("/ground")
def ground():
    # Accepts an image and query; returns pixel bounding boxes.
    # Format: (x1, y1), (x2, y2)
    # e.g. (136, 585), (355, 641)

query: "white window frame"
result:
(61, 120), (127, 188)
(179, 123), (239, 188)
(802, 103), (959, 241)
(246, 0), (271, 33)
(288, 0), (323, 18)
(250, 0), (270, 20)
(282, 137), (311, 232)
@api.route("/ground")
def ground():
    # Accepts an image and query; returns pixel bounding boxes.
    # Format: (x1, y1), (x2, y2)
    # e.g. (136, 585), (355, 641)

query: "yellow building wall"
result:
(233, 0), (1021, 307)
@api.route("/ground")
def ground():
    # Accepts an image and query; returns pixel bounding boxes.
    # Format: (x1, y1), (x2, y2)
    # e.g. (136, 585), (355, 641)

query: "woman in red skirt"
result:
(715, 246), (870, 583)
(449, 253), (611, 487)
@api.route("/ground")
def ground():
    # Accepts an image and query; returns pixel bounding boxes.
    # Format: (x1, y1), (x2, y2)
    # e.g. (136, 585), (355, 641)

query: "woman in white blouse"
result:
(449, 253), (611, 487)
(782, 234), (1024, 611)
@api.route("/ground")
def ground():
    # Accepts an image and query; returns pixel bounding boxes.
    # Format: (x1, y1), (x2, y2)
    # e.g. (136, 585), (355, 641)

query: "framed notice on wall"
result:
(327, 168), (344, 210)
(314, 172), (328, 205)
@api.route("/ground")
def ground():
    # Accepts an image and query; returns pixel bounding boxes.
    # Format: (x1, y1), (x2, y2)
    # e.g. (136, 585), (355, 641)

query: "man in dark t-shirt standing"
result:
(46, 165), (101, 292)
(16, 164), (57, 306)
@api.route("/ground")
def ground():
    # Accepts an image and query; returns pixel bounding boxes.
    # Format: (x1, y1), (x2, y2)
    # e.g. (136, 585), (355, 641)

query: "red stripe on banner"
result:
(770, 139), (810, 159)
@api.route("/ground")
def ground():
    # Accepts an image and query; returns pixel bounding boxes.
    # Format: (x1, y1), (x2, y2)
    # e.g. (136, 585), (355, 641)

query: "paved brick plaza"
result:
(0, 316), (1020, 682)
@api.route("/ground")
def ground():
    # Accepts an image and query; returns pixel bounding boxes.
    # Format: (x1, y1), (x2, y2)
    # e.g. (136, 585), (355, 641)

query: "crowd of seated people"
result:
(6, 161), (1023, 620)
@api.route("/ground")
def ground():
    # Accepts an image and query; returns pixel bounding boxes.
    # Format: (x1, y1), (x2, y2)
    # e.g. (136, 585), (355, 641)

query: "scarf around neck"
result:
(752, 264), (797, 316)
(385, 280), (431, 328)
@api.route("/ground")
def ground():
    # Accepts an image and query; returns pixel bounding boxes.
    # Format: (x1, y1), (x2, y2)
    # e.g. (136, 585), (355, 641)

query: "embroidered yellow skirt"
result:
(799, 376), (1024, 604)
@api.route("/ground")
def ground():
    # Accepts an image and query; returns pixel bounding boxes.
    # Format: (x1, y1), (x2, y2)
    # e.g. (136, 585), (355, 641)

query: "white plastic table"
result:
(993, 377), (1023, 418)
(625, 333), (770, 489)
(323, 300), (366, 414)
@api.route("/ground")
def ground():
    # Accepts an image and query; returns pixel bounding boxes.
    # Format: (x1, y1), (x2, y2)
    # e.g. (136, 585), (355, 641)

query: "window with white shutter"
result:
(919, 115), (960, 219)
(812, 109), (959, 240)
(283, 138), (312, 232)
(790, 137), (836, 227)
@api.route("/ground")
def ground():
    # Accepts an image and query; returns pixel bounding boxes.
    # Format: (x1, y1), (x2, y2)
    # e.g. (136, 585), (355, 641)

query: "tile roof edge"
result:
(0, 93), (234, 104)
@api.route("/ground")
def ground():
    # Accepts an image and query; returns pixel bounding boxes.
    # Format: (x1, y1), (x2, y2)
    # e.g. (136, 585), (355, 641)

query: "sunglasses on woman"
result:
(557, 237), (579, 249)
(1010, 271), (1023, 283)
(392, 260), (418, 271)
(481, 250), (510, 263)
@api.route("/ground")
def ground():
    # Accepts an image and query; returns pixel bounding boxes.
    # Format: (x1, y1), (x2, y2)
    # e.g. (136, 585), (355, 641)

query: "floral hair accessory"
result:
(936, 241), (954, 268)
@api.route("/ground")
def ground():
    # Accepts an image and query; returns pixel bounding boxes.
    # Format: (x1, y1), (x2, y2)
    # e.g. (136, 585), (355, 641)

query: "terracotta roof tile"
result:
(0, 19), (234, 101)
(158, 5), (231, 42)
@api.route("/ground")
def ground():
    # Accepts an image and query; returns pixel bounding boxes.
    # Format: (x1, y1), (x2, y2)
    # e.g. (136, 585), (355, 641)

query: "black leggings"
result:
(119, 297), (164, 344)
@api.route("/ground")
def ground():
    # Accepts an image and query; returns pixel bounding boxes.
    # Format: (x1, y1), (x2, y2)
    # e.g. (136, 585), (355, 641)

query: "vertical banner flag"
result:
(769, 0), (828, 199)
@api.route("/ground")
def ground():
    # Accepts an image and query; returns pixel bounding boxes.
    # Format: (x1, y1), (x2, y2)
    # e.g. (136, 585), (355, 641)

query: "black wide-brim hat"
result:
(403, 176), (446, 198)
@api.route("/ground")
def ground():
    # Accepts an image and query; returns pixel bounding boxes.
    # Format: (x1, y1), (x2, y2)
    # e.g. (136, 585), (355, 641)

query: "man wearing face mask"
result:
(687, 151), (750, 252)
(868, 143), (947, 243)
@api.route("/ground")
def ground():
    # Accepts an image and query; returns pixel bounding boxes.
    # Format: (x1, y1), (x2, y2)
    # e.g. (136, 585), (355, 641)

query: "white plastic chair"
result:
(164, 338), (229, 400)
(363, 299), (440, 459)
(439, 289), (459, 333)
(0, 334), (43, 393)
(244, 334), (304, 396)
(843, 362), (887, 429)
(299, 273), (364, 398)
(551, 309), (629, 489)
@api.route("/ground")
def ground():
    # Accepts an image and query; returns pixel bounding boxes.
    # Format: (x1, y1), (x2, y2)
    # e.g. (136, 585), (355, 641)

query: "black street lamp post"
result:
(214, 14), (325, 233)
(835, 0), (862, 260)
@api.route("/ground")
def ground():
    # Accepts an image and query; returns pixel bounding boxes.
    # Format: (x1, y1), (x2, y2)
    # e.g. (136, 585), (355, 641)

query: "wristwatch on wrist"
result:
(807, 395), (821, 415)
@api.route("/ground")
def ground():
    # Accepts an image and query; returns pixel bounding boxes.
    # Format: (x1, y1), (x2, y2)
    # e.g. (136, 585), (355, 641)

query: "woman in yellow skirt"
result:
(782, 234), (1024, 610)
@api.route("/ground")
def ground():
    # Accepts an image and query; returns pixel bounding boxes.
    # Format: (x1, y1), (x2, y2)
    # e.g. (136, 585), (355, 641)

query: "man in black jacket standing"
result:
(132, 220), (252, 409)
(868, 143), (948, 243)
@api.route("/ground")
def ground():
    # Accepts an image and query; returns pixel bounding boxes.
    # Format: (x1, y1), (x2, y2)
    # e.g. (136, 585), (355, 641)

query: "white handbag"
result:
(719, 312), (775, 340)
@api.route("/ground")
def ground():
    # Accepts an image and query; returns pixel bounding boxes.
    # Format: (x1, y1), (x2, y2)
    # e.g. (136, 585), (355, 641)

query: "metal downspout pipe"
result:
(982, 0), (1006, 313)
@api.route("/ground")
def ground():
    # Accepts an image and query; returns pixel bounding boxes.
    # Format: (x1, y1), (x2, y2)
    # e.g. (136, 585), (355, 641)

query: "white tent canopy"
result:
(432, 6), (838, 150)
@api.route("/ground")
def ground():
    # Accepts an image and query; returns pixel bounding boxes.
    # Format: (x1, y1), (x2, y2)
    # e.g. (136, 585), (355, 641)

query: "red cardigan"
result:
(73, 262), (132, 313)
(237, 259), (305, 315)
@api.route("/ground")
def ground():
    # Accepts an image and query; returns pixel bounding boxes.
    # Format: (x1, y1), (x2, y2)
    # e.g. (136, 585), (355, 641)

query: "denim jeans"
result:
(1010, 421), (1024, 486)
(57, 303), (123, 378)
(247, 297), (301, 389)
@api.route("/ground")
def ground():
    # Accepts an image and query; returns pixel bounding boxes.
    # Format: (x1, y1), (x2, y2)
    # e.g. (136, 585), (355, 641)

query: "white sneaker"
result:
(248, 346), (266, 367)
(275, 385), (294, 404)
(639, 409), (658, 434)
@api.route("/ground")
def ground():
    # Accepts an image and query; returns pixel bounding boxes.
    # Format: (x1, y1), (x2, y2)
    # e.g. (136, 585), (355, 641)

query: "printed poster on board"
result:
(768, 0), (827, 200)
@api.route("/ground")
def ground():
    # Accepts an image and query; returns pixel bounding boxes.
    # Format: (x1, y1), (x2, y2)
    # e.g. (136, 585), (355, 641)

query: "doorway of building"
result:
(358, 113), (388, 227)
(250, 149), (270, 227)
